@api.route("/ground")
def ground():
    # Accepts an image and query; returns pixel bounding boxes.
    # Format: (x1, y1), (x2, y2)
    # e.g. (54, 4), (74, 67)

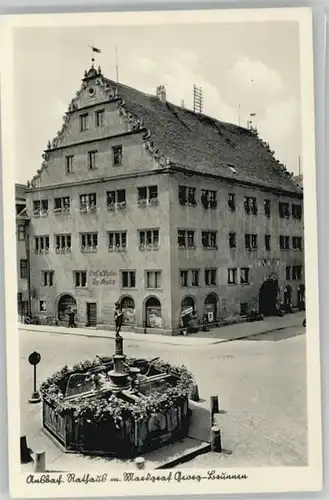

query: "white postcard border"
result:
(0, 7), (322, 498)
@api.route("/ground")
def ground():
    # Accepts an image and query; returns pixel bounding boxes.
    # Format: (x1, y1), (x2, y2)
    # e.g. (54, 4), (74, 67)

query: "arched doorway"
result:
(145, 296), (162, 328)
(259, 279), (279, 316)
(204, 293), (218, 324)
(58, 294), (76, 322)
(283, 285), (293, 313)
(120, 296), (136, 325)
(181, 296), (197, 332)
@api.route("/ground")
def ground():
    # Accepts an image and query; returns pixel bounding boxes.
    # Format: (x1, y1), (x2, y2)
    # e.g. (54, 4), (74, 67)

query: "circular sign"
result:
(28, 351), (41, 366)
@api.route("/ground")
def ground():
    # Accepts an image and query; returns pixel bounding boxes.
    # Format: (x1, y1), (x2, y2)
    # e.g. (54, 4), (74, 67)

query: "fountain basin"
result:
(40, 357), (194, 457)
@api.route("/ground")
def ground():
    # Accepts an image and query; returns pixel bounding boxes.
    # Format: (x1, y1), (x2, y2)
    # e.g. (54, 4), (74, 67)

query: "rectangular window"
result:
(79, 193), (97, 211)
(112, 145), (123, 165)
(39, 300), (47, 312)
(65, 155), (73, 174)
(178, 185), (197, 206)
(180, 270), (189, 287)
(108, 231), (127, 251)
(107, 189), (126, 208)
(42, 271), (54, 287)
(121, 271), (136, 288)
(245, 234), (257, 250)
(202, 231), (217, 249)
(228, 268), (237, 285)
(17, 224), (25, 241)
(177, 230), (195, 248)
(265, 234), (271, 251)
(286, 266), (291, 281)
(205, 268), (217, 286)
(32, 199), (48, 216)
(95, 109), (105, 127)
(80, 232), (98, 252)
(79, 113), (88, 131)
(88, 150), (97, 170)
(137, 185), (158, 205)
(55, 234), (71, 253)
(292, 236), (302, 250)
(240, 267), (250, 284)
(139, 229), (159, 249)
(292, 265), (302, 281)
(54, 196), (70, 213)
(228, 193), (236, 211)
(244, 196), (257, 215)
(279, 235), (290, 250)
(292, 204), (302, 219)
(229, 232), (236, 249)
(74, 271), (87, 287)
(279, 202), (290, 218)
(191, 269), (199, 286)
(201, 189), (217, 209)
(146, 271), (162, 289)
(20, 259), (28, 279)
(34, 236), (50, 253)
(264, 199), (271, 217)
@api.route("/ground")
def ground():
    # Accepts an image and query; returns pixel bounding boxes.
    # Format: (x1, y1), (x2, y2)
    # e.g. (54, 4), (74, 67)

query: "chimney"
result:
(156, 85), (166, 104)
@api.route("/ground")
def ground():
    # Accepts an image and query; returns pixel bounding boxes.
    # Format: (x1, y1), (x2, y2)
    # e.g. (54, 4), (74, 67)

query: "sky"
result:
(13, 21), (301, 184)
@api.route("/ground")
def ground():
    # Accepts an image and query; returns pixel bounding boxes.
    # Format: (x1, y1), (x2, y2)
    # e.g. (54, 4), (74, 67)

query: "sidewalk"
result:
(19, 312), (304, 347)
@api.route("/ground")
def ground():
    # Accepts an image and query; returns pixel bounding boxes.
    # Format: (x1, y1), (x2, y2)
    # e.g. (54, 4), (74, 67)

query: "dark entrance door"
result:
(259, 279), (278, 316)
(86, 302), (97, 327)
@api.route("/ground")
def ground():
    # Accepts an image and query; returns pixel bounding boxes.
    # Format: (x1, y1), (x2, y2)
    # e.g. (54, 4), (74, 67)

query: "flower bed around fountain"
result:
(40, 356), (194, 458)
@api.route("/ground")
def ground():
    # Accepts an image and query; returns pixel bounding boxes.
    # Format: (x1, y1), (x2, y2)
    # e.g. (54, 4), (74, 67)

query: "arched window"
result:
(181, 296), (196, 314)
(120, 296), (136, 325)
(145, 297), (162, 328)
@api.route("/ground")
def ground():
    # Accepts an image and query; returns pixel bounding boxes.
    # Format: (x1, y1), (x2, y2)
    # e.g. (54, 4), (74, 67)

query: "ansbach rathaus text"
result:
(15, 62), (304, 335)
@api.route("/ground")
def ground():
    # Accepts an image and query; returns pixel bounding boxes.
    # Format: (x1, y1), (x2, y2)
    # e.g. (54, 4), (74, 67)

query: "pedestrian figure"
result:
(114, 301), (123, 338)
(68, 309), (76, 328)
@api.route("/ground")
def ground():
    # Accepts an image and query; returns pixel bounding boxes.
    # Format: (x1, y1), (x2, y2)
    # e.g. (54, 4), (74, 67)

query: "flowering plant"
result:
(40, 357), (194, 426)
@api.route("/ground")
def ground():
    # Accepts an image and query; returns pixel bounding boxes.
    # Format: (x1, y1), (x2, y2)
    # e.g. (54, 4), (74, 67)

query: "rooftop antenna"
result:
(181, 99), (185, 108)
(115, 46), (119, 83)
(238, 104), (241, 126)
(298, 156), (301, 176)
(193, 85), (203, 114)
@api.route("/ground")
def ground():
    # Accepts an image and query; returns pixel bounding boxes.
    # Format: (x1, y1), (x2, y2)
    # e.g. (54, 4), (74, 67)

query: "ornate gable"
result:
(28, 62), (169, 188)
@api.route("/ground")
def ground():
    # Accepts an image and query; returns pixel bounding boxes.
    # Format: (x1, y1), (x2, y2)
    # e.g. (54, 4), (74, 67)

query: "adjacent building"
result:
(15, 183), (30, 318)
(23, 63), (304, 333)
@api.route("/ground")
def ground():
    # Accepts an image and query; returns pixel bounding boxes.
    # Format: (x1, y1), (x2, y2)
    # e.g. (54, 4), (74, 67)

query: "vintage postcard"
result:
(0, 7), (322, 498)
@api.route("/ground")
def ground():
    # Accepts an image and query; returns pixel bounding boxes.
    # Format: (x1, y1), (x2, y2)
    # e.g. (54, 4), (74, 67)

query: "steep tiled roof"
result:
(106, 78), (302, 196)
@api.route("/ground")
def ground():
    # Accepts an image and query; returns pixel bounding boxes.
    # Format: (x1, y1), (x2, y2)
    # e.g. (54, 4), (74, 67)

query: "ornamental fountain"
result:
(40, 333), (193, 458)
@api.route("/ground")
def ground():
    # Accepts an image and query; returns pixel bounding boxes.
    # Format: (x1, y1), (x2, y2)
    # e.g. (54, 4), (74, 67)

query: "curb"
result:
(210, 323), (301, 345)
(19, 321), (302, 347)
(155, 442), (211, 469)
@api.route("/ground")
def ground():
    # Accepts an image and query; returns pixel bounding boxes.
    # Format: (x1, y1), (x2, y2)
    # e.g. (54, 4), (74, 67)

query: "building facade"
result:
(24, 63), (304, 334)
(15, 183), (30, 318)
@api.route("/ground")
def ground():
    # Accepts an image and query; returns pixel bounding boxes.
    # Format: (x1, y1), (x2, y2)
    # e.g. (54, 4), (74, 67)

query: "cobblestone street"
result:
(19, 324), (307, 468)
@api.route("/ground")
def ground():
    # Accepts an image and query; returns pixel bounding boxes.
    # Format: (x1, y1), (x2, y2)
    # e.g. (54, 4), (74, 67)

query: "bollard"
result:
(20, 436), (32, 464)
(210, 396), (219, 426)
(135, 457), (145, 470)
(213, 412), (221, 428)
(190, 384), (200, 402)
(211, 426), (222, 453)
(34, 451), (46, 472)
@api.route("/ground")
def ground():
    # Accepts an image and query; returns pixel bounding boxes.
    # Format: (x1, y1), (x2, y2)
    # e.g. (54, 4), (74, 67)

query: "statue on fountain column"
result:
(114, 301), (123, 338)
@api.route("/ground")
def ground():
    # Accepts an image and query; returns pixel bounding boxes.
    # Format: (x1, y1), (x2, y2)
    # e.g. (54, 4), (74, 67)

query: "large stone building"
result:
(24, 62), (304, 333)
